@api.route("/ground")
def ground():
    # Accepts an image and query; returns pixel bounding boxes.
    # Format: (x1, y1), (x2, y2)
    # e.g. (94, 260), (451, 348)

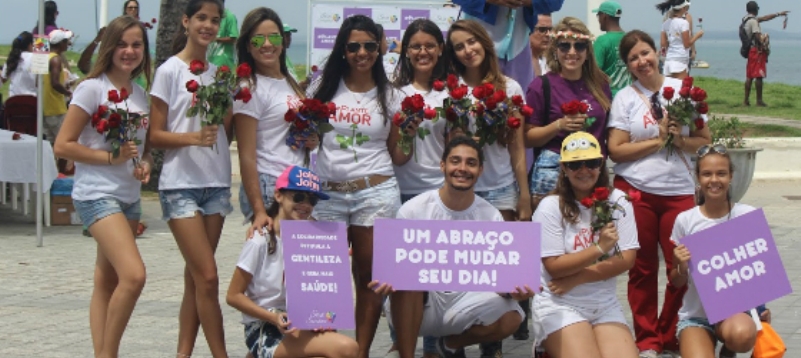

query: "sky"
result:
(2, 0), (798, 47)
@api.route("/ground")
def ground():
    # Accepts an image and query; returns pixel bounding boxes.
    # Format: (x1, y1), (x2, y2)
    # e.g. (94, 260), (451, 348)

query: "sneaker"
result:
(435, 337), (460, 358)
(480, 340), (503, 358)
(639, 350), (659, 358)
(661, 351), (681, 358)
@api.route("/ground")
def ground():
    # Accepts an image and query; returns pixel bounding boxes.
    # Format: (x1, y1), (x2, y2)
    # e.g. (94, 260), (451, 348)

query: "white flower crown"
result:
(549, 31), (595, 41)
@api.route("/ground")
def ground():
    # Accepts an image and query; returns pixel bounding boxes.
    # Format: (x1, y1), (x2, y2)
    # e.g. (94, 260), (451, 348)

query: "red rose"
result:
(682, 76), (694, 88)
(152, 18), (157, 24)
(295, 118), (309, 130)
(578, 101), (590, 114)
(108, 90), (121, 103)
(593, 187), (610, 201)
(236, 63), (252, 78)
(432, 80), (445, 91)
(511, 95), (524, 106)
(475, 103), (485, 116)
(97, 105), (109, 116)
(520, 105), (534, 117)
(235, 87), (252, 103)
(697, 101), (709, 114)
(410, 94), (425, 112)
(580, 197), (595, 208)
(694, 117), (705, 130)
(445, 107), (458, 122)
(96, 120), (109, 134)
(485, 97), (498, 110)
(327, 102), (337, 116)
(663, 87), (675, 100)
(451, 86), (467, 100)
(491, 89), (506, 103)
(189, 59), (205, 75)
(690, 88), (707, 102)
(483, 83), (495, 94)
(311, 65), (319, 72)
(108, 113), (122, 128)
(446, 74), (459, 91)
(284, 110), (296, 122)
(627, 189), (642, 202)
(471, 86), (486, 100)
(423, 107), (437, 119)
(679, 87), (691, 98)
(119, 87), (129, 101)
(12, 132), (21, 140)
(507, 117), (521, 129)
(561, 100), (581, 116)
(91, 113), (101, 126)
(392, 112), (404, 126)
(186, 80), (199, 93)
(219, 65), (230, 74)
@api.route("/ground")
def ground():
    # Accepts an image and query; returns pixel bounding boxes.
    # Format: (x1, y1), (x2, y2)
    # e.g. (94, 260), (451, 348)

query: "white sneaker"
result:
(639, 350), (659, 358)
(661, 351), (682, 358)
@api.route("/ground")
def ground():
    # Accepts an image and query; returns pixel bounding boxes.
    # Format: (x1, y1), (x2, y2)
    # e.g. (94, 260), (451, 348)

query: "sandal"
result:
(136, 222), (148, 237)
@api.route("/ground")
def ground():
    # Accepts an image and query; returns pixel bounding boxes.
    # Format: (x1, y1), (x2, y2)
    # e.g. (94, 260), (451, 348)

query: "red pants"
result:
(615, 177), (693, 352)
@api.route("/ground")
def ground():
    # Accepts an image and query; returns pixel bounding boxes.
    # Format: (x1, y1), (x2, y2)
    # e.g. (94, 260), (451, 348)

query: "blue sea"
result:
(688, 40), (801, 86)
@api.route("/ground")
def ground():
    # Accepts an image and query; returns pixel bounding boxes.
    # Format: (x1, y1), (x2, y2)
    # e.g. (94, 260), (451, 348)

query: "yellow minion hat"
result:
(560, 132), (603, 162)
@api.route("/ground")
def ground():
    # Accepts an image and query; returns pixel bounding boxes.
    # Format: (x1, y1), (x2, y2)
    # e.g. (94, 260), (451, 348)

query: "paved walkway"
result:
(1, 180), (800, 357)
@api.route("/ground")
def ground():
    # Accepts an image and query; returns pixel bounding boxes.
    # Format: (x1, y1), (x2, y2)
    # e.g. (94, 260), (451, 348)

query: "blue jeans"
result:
(74, 197), (141, 228)
(159, 187), (233, 221)
(529, 150), (561, 196)
(239, 173), (279, 222)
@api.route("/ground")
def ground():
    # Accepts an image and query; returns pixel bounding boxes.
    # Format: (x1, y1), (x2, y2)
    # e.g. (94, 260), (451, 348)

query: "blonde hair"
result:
(86, 16), (152, 90)
(446, 19), (506, 90)
(546, 17), (610, 112)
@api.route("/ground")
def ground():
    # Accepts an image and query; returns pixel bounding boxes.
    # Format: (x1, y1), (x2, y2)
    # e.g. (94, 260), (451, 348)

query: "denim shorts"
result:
(313, 177), (401, 227)
(529, 150), (561, 196)
(158, 187), (233, 221)
(677, 317), (717, 341)
(244, 320), (283, 358)
(74, 197), (142, 228)
(475, 182), (519, 211)
(239, 173), (279, 222)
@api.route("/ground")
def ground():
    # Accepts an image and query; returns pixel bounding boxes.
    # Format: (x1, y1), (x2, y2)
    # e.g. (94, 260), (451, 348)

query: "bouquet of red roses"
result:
(579, 187), (642, 261)
(471, 82), (533, 147)
(185, 60), (252, 150)
(662, 76), (708, 158)
(90, 87), (147, 166)
(392, 93), (437, 160)
(560, 99), (596, 129)
(436, 74), (472, 137)
(142, 18), (157, 30)
(284, 98), (336, 166)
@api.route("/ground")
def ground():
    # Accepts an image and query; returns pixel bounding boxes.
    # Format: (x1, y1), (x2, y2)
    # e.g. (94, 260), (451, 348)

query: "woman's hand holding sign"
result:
(368, 280), (395, 296)
(500, 285), (537, 300)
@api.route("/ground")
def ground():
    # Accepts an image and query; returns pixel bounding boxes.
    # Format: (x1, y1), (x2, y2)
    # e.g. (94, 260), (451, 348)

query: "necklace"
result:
(350, 90), (367, 104)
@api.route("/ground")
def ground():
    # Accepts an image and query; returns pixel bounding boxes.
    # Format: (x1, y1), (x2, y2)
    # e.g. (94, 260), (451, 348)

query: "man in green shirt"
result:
(208, 0), (238, 69)
(593, 1), (631, 97)
(283, 24), (300, 81)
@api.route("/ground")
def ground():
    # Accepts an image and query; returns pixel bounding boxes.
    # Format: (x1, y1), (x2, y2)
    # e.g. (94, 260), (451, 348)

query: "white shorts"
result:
(387, 292), (524, 337)
(663, 59), (689, 75)
(532, 294), (628, 340)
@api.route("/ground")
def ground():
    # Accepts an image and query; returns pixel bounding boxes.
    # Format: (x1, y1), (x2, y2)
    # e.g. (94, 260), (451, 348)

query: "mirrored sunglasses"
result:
(697, 144), (727, 157)
(250, 34), (283, 48)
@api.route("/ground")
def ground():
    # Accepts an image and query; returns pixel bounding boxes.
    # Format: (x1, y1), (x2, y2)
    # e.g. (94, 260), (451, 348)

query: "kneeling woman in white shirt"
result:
(532, 132), (639, 358)
(670, 145), (767, 358)
(226, 165), (358, 358)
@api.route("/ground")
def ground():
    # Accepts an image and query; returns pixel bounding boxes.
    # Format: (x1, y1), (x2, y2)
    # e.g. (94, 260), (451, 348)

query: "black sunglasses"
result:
(557, 41), (589, 53)
(564, 158), (603, 171)
(650, 92), (664, 120)
(346, 41), (379, 53)
(697, 144), (727, 157)
(534, 26), (552, 34)
(287, 191), (319, 206)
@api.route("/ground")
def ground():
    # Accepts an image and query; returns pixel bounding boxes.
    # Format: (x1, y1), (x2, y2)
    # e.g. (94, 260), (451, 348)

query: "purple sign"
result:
(682, 209), (792, 324)
(384, 30), (401, 43)
(373, 219), (540, 292)
(344, 7), (372, 18)
(313, 28), (339, 49)
(282, 221), (355, 330)
(401, 9), (430, 29)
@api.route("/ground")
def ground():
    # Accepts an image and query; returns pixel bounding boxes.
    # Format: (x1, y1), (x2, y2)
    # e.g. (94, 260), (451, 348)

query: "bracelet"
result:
(593, 242), (605, 255)
(107, 151), (112, 165)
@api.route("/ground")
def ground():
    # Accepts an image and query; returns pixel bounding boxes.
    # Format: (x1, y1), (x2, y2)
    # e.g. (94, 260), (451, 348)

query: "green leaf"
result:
(318, 122), (335, 134)
(417, 127), (431, 140)
(355, 133), (370, 146)
(336, 134), (351, 149)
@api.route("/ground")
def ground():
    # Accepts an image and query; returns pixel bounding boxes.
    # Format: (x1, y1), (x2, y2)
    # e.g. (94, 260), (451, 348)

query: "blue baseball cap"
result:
(275, 166), (330, 200)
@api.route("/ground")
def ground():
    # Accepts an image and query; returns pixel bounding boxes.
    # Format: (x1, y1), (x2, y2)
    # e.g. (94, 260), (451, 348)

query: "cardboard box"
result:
(51, 195), (79, 226)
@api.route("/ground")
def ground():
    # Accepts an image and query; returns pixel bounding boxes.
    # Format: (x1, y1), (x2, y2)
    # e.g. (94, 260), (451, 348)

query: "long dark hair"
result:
(313, 15), (392, 120)
(171, 0), (224, 56)
(394, 19), (450, 88)
(554, 161), (611, 224)
(122, 0), (139, 17)
(695, 151), (734, 206)
(656, 0), (686, 15)
(445, 19), (506, 90)
(265, 199), (281, 254)
(4, 32), (34, 77)
(236, 7), (303, 97)
(34, 1), (58, 31)
(86, 16), (152, 90)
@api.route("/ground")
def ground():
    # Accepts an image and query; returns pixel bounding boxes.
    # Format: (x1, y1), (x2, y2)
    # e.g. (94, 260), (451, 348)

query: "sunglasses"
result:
(650, 92), (664, 120)
(534, 26), (553, 34)
(126, 6), (139, 10)
(556, 41), (589, 53)
(346, 41), (379, 53)
(564, 158), (603, 171)
(697, 144), (727, 157)
(287, 191), (319, 206)
(251, 34), (283, 48)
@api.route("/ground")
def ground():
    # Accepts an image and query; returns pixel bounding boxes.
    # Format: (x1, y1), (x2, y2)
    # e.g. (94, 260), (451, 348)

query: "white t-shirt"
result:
(608, 78), (703, 196)
(236, 230), (286, 324)
(233, 74), (304, 177)
(662, 17), (691, 62)
(672, 203), (756, 320)
(393, 85), (450, 195)
(533, 189), (640, 304)
(2, 52), (37, 97)
(397, 189), (504, 222)
(150, 56), (231, 190)
(462, 76), (525, 192)
(308, 80), (401, 182)
(70, 74), (149, 203)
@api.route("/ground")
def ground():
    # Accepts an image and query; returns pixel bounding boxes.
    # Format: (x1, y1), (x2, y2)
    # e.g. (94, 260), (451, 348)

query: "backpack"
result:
(739, 16), (756, 58)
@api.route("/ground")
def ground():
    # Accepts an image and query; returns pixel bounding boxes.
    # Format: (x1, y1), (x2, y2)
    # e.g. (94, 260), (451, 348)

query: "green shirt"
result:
(208, 9), (239, 68)
(594, 31), (632, 98)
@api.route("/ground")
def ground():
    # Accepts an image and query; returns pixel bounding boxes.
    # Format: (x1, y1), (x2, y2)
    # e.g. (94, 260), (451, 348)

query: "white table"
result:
(0, 129), (59, 225)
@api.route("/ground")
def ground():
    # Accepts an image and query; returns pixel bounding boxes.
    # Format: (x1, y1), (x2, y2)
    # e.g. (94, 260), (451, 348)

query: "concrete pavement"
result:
(1, 178), (800, 357)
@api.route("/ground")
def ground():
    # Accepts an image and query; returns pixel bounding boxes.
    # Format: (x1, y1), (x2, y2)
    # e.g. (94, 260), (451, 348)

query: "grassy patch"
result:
(696, 76), (801, 121)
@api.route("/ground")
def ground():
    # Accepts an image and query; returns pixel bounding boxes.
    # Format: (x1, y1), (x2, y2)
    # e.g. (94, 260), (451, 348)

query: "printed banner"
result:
(373, 219), (540, 292)
(682, 209), (792, 324)
(282, 221), (355, 330)
(30, 35), (51, 75)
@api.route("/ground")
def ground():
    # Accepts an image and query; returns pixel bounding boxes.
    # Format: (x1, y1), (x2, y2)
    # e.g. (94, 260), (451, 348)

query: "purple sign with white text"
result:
(682, 209), (792, 324)
(344, 7), (372, 19)
(314, 28), (339, 49)
(401, 9), (430, 29)
(282, 221), (355, 330)
(373, 219), (540, 292)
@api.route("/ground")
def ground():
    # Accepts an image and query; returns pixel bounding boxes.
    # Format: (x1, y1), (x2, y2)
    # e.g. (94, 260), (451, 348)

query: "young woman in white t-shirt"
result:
(226, 165), (358, 358)
(657, 0), (704, 79)
(607, 30), (711, 357)
(532, 131), (639, 358)
(308, 15), (407, 357)
(147, 1), (232, 357)
(1, 31), (37, 97)
(670, 145), (770, 358)
(233, 7), (313, 238)
(53, 16), (153, 358)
